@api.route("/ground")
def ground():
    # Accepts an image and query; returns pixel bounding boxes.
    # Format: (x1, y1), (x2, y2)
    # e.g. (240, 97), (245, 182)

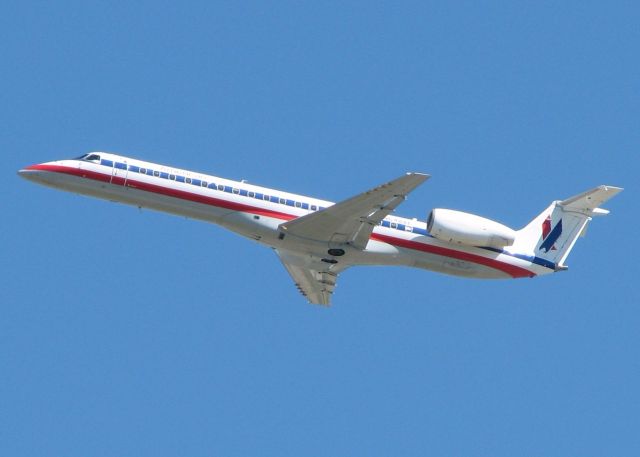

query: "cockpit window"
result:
(76, 153), (101, 162)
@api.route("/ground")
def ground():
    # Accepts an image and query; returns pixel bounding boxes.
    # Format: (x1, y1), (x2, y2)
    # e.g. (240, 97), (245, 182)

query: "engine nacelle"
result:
(427, 208), (516, 249)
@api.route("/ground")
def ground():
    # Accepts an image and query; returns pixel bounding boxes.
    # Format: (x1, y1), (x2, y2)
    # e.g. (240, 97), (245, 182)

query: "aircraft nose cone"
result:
(18, 165), (33, 176)
(18, 165), (39, 180)
(18, 164), (51, 184)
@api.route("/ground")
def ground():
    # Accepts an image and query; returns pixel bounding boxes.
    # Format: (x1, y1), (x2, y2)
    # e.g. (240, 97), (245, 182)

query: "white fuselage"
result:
(19, 153), (555, 279)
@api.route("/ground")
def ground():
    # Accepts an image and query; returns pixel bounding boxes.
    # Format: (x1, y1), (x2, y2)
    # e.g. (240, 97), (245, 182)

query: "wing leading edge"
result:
(279, 172), (429, 250)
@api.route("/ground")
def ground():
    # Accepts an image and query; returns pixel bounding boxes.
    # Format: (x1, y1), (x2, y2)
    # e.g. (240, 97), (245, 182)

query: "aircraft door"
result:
(111, 159), (128, 186)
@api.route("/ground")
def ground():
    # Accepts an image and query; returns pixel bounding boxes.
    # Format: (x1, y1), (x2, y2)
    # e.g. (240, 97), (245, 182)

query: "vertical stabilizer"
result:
(513, 185), (623, 269)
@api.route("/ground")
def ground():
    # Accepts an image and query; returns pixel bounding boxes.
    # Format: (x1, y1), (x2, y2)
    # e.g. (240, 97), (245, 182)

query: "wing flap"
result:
(276, 250), (344, 306)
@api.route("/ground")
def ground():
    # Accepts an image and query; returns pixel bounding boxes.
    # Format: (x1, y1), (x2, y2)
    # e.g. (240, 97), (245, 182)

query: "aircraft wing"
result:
(279, 172), (429, 250)
(275, 249), (347, 306)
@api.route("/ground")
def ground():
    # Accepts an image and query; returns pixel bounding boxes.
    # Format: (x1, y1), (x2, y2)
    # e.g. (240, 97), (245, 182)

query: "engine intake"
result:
(427, 208), (516, 249)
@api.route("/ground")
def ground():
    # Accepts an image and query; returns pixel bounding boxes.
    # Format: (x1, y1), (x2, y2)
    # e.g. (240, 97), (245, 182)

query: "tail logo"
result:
(540, 215), (563, 253)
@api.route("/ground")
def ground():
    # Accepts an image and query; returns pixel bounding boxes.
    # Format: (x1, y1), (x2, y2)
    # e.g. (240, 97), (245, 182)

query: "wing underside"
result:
(276, 172), (428, 306)
(275, 249), (345, 306)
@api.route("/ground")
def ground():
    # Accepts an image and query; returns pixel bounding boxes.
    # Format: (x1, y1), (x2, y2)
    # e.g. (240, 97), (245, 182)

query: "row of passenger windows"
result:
(89, 156), (427, 235)
(379, 219), (425, 234)
(99, 158), (326, 212)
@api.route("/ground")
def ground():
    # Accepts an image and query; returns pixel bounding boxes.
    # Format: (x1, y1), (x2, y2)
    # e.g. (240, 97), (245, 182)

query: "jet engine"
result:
(427, 208), (516, 249)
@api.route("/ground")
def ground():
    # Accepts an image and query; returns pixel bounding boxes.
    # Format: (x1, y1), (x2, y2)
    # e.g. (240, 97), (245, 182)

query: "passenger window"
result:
(169, 174), (176, 180)
(248, 191), (255, 198)
(311, 205), (317, 211)
(217, 184), (224, 191)
(263, 195), (270, 201)
(295, 202), (301, 208)
(390, 222), (397, 229)
(154, 171), (160, 177)
(186, 177), (192, 184)
(233, 188), (239, 194)
(202, 181), (208, 187)
(140, 168), (146, 174)
(279, 198), (285, 204)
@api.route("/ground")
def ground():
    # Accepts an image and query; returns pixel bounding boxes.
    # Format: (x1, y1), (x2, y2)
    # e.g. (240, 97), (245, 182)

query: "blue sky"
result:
(1, 2), (637, 455)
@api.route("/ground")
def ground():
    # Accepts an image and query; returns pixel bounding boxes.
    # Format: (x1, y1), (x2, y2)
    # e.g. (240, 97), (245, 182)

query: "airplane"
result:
(18, 152), (622, 306)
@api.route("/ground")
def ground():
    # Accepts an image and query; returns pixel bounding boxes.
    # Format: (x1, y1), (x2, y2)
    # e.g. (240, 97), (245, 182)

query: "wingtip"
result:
(407, 172), (431, 180)
(599, 185), (623, 193)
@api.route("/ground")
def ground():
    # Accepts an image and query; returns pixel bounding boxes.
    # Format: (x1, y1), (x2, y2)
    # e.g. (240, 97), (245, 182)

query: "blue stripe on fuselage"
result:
(482, 247), (556, 270)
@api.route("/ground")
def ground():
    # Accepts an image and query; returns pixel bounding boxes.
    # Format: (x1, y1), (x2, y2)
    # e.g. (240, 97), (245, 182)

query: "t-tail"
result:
(512, 185), (623, 271)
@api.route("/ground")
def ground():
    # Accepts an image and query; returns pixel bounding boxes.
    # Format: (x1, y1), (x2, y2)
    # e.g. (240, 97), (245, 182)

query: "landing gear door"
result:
(111, 159), (128, 186)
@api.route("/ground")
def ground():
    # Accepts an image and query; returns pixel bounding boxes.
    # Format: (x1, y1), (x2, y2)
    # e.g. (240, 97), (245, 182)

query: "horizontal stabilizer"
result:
(559, 185), (623, 216)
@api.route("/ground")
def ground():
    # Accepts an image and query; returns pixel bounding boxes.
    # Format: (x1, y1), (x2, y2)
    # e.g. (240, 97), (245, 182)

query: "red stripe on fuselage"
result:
(370, 233), (535, 278)
(27, 164), (298, 221)
(30, 163), (535, 278)
(26, 163), (112, 183)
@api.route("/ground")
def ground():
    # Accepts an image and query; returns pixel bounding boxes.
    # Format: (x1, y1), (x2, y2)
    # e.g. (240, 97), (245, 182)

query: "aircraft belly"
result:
(360, 236), (516, 279)
(412, 254), (510, 279)
(262, 234), (516, 278)
(218, 211), (281, 244)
